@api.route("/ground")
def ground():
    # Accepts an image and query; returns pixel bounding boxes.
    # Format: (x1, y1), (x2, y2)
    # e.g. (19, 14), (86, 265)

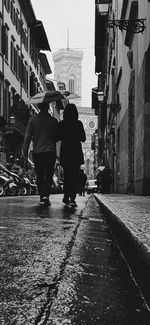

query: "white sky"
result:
(31, 0), (97, 107)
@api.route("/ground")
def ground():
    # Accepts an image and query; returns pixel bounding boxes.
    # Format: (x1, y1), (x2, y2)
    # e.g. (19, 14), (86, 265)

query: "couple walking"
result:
(23, 102), (86, 207)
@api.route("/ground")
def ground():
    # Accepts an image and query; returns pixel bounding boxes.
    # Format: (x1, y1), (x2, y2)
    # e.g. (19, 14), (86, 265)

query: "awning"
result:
(30, 20), (51, 51)
(39, 53), (51, 74)
(97, 165), (105, 171)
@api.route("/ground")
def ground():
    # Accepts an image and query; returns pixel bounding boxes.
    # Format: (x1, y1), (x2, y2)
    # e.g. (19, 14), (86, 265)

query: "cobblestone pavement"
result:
(0, 194), (150, 324)
(95, 193), (150, 309)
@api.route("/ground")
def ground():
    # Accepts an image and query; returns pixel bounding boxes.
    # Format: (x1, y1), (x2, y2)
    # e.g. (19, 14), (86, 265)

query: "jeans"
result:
(33, 151), (56, 199)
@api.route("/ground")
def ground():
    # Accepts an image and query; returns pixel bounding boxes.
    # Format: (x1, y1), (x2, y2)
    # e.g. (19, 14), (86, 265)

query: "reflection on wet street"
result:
(0, 194), (87, 325)
(0, 194), (150, 324)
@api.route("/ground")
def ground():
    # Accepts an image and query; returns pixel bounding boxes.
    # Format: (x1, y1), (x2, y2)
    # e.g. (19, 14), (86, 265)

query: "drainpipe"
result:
(28, 26), (30, 99)
(20, 8), (22, 99)
(0, 0), (7, 164)
(2, 0), (4, 115)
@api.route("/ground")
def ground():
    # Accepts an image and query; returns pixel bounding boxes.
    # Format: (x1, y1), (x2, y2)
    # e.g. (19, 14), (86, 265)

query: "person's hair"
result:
(63, 103), (78, 122)
(38, 102), (49, 111)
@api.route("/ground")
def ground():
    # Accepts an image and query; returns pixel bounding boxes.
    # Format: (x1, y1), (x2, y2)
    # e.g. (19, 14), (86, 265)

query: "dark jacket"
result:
(58, 119), (86, 167)
(23, 112), (58, 156)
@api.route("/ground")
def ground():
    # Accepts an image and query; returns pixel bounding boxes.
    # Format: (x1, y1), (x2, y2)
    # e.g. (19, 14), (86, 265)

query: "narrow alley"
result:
(0, 194), (150, 324)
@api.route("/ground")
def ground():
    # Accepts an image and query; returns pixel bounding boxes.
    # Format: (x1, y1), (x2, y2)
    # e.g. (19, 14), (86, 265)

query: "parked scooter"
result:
(10, 172), (38, 196)
(0, 161), (38, 196)
(0, 165), (17, 196)
(22, 175), (37, 195)
(10, 172), (29, 196)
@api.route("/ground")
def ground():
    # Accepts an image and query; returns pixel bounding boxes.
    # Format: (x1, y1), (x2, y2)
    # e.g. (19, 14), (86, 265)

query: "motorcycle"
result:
(10, 172), (29, 195)
(0, 162), (38, 196)
(10, 172), (38, 196)
(22, 176), (38, 195)
(0, 170), (17, 196)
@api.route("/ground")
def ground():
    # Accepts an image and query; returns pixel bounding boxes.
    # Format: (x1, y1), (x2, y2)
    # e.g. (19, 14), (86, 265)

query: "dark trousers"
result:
(63, 165), (80, 201)
(33, 151), (56, 199)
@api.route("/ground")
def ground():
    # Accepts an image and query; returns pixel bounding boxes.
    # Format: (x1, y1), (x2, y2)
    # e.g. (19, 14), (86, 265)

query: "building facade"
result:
(78, 106), (98, 179)
(0, 0), (51, 166)
(94, 0), (150, 195)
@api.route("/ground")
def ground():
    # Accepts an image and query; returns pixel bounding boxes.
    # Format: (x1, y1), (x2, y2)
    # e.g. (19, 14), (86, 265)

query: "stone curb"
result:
(94, 195), (150, 308)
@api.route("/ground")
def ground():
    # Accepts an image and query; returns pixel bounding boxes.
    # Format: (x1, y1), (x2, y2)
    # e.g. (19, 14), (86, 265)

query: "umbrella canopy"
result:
(62, 90), (81, 99)
(97, 166), (105, 171)
(26, 90), (66, 105)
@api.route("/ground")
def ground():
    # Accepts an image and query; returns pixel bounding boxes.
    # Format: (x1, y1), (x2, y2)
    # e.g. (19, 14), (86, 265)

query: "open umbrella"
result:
(97, 166), (105, 171)
(61, 90), (81, 99)
(26, 90), (66, 105)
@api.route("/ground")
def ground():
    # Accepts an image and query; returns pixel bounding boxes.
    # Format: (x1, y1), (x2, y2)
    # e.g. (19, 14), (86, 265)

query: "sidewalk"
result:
(95, 193), (150, 308)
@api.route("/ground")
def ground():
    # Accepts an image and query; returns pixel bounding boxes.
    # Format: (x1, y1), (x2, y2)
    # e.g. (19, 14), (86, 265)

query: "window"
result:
(4, 0), (10, 12)
(30, 72), (37, 96)
(10, 1), (15, 25)
(14, 47), (17, 74)
(10, 36), (15, 71)
(20, 21), (28, 51)
(0, 16), (2, 53)
(24, 31), (28, 52)
(19, 57), (28, 92)
(2, 24), (9, 61)
(24, 61), (28, 92)
(15, 11), (20, 35)
(20, 55), (24, 84)
(14, 46), (20, 79)
(4, 82), (10, 121)
(69, 77), (75, 93)
(0, 79), (2, 115)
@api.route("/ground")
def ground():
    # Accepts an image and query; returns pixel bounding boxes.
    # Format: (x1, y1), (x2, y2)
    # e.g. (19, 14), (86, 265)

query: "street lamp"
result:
(97, 91), (104, 102)
(96, 3), (109, 16)
(9, 114), (16, 127)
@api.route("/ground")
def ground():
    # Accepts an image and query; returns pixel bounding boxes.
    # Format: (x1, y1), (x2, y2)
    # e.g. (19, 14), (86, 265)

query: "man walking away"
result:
(22, 102), (58, 206)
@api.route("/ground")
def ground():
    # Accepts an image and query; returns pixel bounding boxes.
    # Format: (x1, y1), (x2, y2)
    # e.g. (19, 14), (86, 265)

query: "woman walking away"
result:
(22, 102), (58, 206)
(58, 103), (86, 207)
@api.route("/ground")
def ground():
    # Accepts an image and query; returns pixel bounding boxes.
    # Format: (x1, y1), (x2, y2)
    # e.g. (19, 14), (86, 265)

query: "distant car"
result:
(86, 179), (98, 194)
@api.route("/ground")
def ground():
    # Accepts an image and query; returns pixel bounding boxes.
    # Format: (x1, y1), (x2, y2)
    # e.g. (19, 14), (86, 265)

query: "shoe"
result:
(69, 200), (78, 207)
(62, 197), (69, 205)
(39, 198), (45, 205)
(42, 197), (51, 206)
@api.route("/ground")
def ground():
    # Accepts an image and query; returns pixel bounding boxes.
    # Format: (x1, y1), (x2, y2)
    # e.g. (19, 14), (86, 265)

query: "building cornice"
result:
(39, 53), (51, 74)
(30, 21), (51, 51)
(18, 0), (36, 25)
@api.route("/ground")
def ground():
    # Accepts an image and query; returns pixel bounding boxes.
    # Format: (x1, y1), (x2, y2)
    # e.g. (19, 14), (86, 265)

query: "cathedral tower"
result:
(53, 49), (83, 106)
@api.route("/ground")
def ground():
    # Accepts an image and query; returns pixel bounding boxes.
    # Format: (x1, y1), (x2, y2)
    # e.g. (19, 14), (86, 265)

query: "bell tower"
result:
(53, 48), (83, 107)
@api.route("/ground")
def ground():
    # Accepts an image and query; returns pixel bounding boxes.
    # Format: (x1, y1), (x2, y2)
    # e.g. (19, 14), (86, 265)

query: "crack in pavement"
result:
(34, 206), (87, 325)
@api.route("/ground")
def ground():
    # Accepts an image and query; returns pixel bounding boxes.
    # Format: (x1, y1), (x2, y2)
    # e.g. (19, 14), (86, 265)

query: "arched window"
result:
(69, 77), (75, 93)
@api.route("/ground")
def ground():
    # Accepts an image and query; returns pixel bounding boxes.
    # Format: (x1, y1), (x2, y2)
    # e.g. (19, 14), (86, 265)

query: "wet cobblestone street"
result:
(0, 194), (150, 324)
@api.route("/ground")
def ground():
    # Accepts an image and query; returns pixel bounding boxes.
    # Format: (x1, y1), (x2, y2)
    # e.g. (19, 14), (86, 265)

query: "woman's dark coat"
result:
(58, 119), (86, 167)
